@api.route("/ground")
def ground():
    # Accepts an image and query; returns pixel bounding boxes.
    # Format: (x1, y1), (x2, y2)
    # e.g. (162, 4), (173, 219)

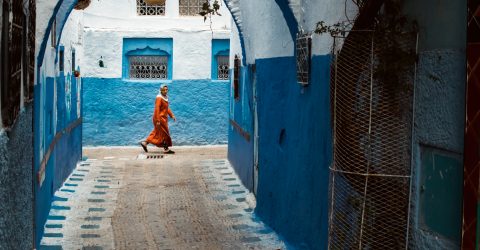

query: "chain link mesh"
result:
(329, 30), (417, 249)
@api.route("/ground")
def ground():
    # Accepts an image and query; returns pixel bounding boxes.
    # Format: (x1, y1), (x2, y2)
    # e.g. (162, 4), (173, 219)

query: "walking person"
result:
(140, 84), (176, 154)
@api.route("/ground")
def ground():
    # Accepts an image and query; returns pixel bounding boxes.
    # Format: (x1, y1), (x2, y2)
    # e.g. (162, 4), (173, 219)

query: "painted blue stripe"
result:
(88, 208), (106, 212)
(64, 183), (78, 187)
(60, 189), (75, 193)
(52, 196), (68, 202)
(39, 246), (63, 250)
(51, 205), (71, 210)
(47, 215), (66, 221)
(43, 233), (63, 238)
(45, 224), (63, 229)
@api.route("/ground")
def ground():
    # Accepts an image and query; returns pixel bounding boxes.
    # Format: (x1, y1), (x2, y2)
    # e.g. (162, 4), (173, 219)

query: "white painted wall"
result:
(226, 0), (358, 64)
(239, 0), (294, 64)
(60, 10), (84, 74)
(301, 0), (358, 55)
(82, 0), (232, 79)
(35, 0), (59, 61)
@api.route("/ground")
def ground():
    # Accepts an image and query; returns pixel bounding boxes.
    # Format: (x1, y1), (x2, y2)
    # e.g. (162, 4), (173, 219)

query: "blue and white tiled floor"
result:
(40, 146), (286, 249)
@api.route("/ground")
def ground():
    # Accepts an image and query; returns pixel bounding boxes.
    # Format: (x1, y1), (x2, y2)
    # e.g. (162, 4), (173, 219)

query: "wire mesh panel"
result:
(129, 56), (168, 79)
(217, 55), (229, 80)
(296, 32), (311, 85)
(179, 0), (202, 16)
(137, 0), (165, 16)
(329, 31), (417, 249)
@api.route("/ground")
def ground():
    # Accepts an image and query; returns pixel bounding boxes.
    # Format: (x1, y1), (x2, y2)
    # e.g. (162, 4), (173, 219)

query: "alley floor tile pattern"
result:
(40, 152), (286, 249)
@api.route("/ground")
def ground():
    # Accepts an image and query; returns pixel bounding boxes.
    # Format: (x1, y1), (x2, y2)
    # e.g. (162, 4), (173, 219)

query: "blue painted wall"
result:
(122, 38), (173, 80)
(227, 66), (254, 191)
(82, 78), (229, 146)
(211, 39), (230, 80)
(34, 74), (82, 246)
(227, 55), (332, 249)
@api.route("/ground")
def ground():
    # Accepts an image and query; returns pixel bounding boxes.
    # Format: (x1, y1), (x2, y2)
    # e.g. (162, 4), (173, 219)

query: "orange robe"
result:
(146, 95), (174, 148)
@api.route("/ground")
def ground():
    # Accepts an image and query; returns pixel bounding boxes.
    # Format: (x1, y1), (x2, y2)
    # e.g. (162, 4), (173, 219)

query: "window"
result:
(233, 55), (240, 100)
(129, 55), (168, 79)
(216, 55), (229, 80)
(179, 0), (202, 16)
(136, 0), (165, 16)
(59, 47), (64, 72)
(71, 49), (76, 72)
(296, 32), (311, 85)
(51, 19), (56, 48)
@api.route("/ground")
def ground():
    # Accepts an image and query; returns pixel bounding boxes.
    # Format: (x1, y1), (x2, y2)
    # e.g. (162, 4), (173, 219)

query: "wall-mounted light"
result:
(98, 56), (105, 68)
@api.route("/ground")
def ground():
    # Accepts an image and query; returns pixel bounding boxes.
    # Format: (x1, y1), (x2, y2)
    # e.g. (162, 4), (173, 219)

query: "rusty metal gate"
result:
(328, 30), (418, 249)
(1, 0), (34, 127)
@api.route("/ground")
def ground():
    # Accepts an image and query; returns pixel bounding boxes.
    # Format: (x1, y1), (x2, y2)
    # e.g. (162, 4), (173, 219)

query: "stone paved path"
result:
(39, 146), (286, 249)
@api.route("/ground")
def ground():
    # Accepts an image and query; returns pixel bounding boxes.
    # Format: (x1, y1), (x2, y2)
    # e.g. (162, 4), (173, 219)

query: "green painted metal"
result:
(420, 148), (463, 242)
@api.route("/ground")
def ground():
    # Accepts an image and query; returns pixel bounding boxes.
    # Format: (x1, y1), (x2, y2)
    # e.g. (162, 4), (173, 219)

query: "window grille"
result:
(129, 56), (168, 79)
(296, 32), (311, 85)
(217, 55), (229, 80)
(136, 0), (165, 16)
(179, 0), (202, 16)
(233, 55), (240, 100)
(329, 31), (418, 249)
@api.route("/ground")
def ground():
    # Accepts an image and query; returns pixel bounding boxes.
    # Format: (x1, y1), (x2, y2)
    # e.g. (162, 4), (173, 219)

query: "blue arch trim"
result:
(273, 0), (298, 40)
(224, 3), (247, 65)
(56, 0), (80, 56)
(37, 0), (65, 68)
(126, 46), (170, 56)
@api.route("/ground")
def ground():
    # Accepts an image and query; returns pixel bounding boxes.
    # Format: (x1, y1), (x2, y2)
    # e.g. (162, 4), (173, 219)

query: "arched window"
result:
(136, 0), (166, 16)
(179, 0), (202, 16)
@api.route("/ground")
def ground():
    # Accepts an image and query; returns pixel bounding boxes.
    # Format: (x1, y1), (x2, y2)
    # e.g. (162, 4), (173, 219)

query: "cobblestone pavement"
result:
(40, 146), (286, 250)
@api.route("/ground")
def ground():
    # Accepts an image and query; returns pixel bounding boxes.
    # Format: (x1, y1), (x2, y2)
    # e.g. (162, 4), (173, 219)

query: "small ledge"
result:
(122, 79), (173, 84)
(211, 80), (230, 83)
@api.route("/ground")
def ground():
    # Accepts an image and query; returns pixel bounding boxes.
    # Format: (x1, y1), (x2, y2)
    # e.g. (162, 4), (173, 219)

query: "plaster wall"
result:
(83, 27), (229, 79)
(83, 0), (231, 27)
(403, 0), (467, 248)
(0, 106), (34, 250)
(82, 78), (229, 146)
(34, 8), (85, 245)
(226, 0), (358, 248)
(81, 0), (231, 80)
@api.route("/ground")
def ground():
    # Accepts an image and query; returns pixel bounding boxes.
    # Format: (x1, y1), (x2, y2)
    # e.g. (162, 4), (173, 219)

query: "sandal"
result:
(164, 149), (175, 154)
(140, 142), (148, 152)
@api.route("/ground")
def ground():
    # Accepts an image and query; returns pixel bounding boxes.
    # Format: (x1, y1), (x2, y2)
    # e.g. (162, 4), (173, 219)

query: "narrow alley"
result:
(40, 146), (285, 249)
(0, 0), (478, 249)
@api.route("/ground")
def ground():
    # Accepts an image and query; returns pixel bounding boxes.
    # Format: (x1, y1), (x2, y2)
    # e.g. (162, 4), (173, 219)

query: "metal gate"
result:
(329, 30), (417, 249)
